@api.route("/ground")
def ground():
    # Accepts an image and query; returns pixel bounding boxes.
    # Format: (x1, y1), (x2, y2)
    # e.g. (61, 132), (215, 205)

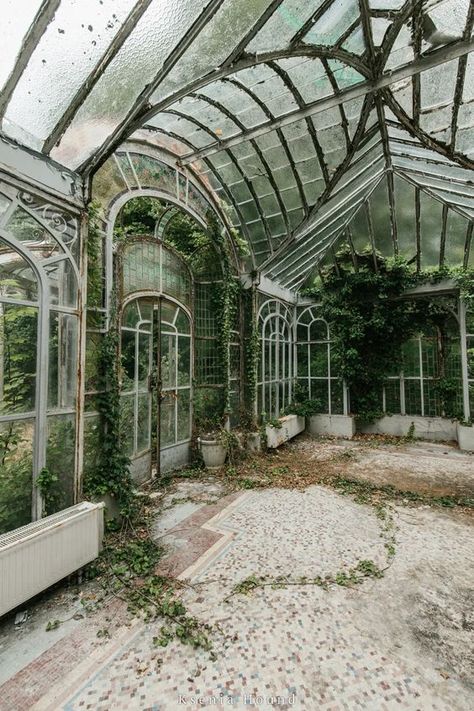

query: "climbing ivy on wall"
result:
(305, 249), (474, 422)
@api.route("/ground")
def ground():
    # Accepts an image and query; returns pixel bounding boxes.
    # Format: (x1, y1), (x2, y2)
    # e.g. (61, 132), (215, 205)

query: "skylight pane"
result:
(5, 0), (137, 145)
(51, 0), (205, 168)
(246, 0), (322, 53)
(0, 0), (43, 93)
(303, 0), (359, 46)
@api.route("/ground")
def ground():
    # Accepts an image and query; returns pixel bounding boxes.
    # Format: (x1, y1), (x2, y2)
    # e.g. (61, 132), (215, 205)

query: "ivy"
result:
(87, 201), (103, 309)
(305, 250), (474, 423)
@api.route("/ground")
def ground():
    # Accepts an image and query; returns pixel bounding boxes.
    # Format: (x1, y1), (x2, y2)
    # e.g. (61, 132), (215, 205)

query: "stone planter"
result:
(198, 437), (227, 469)
(245, 432), (262, 454)
(93, 493), (121, 524)
(308, 414), (355, 439)
(265, 414), (305, 449)
(457, 423), (474, 452)
(359, 414), (457, 442)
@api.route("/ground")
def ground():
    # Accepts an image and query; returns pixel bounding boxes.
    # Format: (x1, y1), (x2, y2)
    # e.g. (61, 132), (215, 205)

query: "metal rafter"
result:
(439, 203), (449, 267)
(449, 2), (474, 154)
(0, 0), (61, 119)
(463, 223), (473, 269)
(189, 90), (292, 236)
(97, 46), (370, 169)
(177, 38), (473, 167)
(223, 76), (309, 216)
(161, 106), (274, 252)
(79, 0), (227, 175)
(42, 0), (155, 154)
(267, 60), (330, 185)
(220, 0), (286, 67)
(289, 0), (336, 47)
(382, 86), (474, 170)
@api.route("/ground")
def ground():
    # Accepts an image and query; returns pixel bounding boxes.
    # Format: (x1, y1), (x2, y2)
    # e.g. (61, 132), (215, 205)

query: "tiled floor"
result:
(1, 446), (474, 711)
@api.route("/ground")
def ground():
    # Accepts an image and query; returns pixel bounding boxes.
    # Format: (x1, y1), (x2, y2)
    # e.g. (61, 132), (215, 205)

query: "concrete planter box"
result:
(359, 414), (457, 442)
(198, 437), (227, 469)
(457, 423), (474, 452)
(244, 432), (262, 454)
(265, 414), (305, 449)
(308, 414), (355, 439)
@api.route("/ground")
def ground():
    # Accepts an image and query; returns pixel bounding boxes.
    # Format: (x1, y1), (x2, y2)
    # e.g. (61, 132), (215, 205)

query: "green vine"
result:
(87, 201), (103, 309)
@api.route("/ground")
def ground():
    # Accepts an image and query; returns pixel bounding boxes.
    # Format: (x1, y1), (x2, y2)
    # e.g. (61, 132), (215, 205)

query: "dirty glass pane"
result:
(52, 0), (205, 168)
(45, 259), (78, 307)
(177, 390), (191, 442)
(45, 414), (76, 514)
(120, 394), (135, 457)
(420, 193), (443, 268)
(6, 0), (138, 143)
(0, 0), (43, 94)
(177, 336), (191, 386)
(0, 239), (38, 302)
(0, 303), (38, 415)
(304, 0), (359, 46)
(160, 395), (176, 447)
(121, 329), (136, 391)
(48, 312), (78, 409)
(137, 394), (150, 453)
(0, 418), (34, 534)
(247, 0), (318, 53)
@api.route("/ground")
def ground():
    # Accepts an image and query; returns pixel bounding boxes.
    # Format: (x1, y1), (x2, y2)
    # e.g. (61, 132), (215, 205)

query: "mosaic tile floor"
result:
(2, 483), (474, 711)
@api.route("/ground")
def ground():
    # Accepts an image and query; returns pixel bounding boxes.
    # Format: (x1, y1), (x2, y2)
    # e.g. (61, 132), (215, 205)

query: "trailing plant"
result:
(87, 201), (103, 309)
(36, 467), (60, 517)
(83, 293), (135, 516)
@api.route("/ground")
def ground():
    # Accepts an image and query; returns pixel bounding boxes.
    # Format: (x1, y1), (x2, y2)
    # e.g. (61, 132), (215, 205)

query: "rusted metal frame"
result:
(289, 0), (337, 47)
(346, 228), (359, 271)
(382, 88), (474, 171)
(376, 97), (398, 254)
(0, 0), (61, 119)
(188, 91), (291, 236)
(258, 94), (376, 271)
(121, 46), (370, 155)
(439, 203), (449, 267)
(364, 199), (381, 271)
(80, 0), (227, 176)
(449, 2), (474, 155)
(321, 57), (351, 148)
(267, 60), (330, 186)
(415, 186), (421, 271)
(463, 222), (472, 269)
(220, 0), (286, 67)
(42, 0), (156, 154)
(394, 168), (473, 222)
(358, 0), (377, 72)
(411, 1), (423, 122)
(223, 76), (309, 216)
(380, 0), (423, 70)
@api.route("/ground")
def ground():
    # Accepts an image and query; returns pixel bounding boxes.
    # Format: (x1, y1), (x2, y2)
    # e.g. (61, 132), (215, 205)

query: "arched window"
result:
(258, 299), (293, 420)
(0, 186), (80, 533)
(296, 307), (343, 415)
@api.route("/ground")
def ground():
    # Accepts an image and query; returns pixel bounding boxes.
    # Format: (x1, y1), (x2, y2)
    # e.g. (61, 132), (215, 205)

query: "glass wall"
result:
(257, 298), (294, 420)
(0, 182), (80, 533)
(296, 306), (344, 415)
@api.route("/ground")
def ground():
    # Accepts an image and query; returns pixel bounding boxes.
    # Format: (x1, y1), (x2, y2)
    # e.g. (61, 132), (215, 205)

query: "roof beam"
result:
(42, 0), (155, 154)
(178, 37), (474, 166)
(0, 0), (61, 119)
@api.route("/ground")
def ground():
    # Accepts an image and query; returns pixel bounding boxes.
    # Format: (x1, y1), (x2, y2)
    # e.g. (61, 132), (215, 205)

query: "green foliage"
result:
(87, 201), (103, 309)
(0, 423), (32, 534)
(36, 467), (59, 517)
(307, 252), (473, 422)
(83, 297), (135, 516)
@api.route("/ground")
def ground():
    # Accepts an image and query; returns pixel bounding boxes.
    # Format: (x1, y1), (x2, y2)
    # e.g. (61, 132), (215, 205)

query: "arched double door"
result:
(120, 294), (192, 480)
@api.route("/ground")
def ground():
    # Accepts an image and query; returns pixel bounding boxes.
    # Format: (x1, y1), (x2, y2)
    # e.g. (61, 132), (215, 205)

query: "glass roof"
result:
(0, 0), (472, 288)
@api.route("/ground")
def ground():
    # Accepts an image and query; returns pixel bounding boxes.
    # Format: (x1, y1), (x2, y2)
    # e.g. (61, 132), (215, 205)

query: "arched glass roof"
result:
(1, 0), (473, 288)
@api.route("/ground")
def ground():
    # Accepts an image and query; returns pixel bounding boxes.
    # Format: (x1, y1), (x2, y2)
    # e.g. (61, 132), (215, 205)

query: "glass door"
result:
(120, 296), (192, 480)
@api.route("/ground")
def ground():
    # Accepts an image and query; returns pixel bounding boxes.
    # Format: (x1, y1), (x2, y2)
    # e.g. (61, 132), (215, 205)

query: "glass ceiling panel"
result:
(246, 0), (320, 54)
(147, 113), (214, 149)
(148, 0), (277, 106)
(275, 58), (333, 104)
(5, 0), (137, 145)
(0, 0), (44, 94)
(303, 0), (359, 47)
(52, 0), (205, 168)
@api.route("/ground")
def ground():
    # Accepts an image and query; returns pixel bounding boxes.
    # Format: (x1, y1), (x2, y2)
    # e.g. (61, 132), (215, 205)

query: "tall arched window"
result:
(258, 299), (293, 419)
(0, 185), (80, 533)
(296, 307), (343, 415)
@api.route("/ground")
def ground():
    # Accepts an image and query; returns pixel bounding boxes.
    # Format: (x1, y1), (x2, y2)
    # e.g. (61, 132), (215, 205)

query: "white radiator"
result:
(0, 502), (105, 618)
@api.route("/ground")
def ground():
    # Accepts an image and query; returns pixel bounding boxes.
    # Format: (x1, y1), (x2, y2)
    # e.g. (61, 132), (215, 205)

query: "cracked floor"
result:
(0, 436), (473, 711)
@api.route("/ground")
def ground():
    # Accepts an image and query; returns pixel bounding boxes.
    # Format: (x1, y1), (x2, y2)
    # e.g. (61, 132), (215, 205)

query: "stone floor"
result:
(1, 436), (473, 711)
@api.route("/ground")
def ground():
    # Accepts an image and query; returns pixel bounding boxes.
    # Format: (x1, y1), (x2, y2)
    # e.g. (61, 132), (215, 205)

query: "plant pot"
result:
(198, 437), (227, 469)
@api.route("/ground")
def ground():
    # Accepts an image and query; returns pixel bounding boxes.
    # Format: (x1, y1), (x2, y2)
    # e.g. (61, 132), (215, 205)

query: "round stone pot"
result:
(198, 437), (227, 469)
